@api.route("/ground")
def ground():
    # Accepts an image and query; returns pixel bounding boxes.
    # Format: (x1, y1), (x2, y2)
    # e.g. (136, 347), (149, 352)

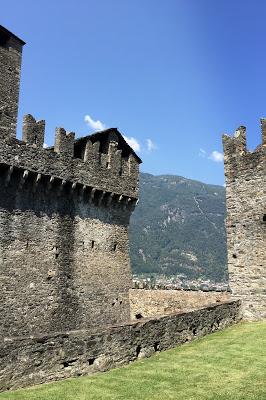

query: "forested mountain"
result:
(129, 173), (228, 282)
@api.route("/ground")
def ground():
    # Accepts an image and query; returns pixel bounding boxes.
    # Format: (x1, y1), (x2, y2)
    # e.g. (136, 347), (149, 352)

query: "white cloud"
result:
(123, 135), (141, 153)
(43, 143), (48, 149)
(209, 150), (224, 162)
(84, 115), (106, 131)
(146, 138), (157, 152)
(199, 148), (206, 157)
(199, 148), (224, 163)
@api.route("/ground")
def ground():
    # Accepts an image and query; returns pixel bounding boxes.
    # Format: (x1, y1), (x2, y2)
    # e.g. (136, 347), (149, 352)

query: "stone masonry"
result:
(0, 25), (242, 391)
(0, 300), (241, 391)
(223, 124), (266, 320)
(0, 26), (24, 139)
(0, 25), (141, 337)
(129, 289), (230, 320)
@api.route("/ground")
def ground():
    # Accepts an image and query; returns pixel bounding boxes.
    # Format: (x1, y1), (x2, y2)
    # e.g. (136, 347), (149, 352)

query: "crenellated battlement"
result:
(222, 119), (266, 320)
(0, 25), (142, 340)
(223, 125), (247, 154)
(222, 120), (266, 182)
(222, 119), (266, 155)
(22, 114), (45, 148)
(54, 127), (75, 157)
(0, 114), (141, 203)
(0, 21), (141, 204)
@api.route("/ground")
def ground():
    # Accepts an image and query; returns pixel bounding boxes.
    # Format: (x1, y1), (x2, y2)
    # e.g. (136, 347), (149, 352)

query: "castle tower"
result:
(0, 26), (141, 337)
(0, 25), (25, 139)
(223, 122), (266, 320)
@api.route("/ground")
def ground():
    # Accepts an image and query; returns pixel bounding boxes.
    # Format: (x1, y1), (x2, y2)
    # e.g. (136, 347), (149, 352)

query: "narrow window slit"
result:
(136, 345), (141, 357)
(53, 246), (59, 259)
(154, 342), (160, 352)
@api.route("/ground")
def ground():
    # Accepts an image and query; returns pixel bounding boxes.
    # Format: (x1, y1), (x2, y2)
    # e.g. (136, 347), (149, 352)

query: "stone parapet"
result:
(0, 300), (241, 392)
(129, 289), (230, 320)
(0, 123), (141, 202)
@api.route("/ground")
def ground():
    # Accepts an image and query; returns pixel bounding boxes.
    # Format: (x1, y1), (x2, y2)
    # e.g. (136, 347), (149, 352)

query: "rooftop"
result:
(0, 25), (26, 46)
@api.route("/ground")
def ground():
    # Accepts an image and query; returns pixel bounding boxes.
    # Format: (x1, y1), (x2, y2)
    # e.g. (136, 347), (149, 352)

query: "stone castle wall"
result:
(0, 120), (140, 200)
(0, 167), (133, 336)
(223, 124), (266, 320)
(0, 300), (241, 391)
(0, 24), (246, 393)
(0, 26), (141, 338)
(129, 289), (230, 320)
(0, 26), (24, 139)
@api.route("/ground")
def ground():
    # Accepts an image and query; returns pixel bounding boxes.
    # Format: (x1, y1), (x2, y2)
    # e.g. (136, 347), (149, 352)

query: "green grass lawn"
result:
(1, 321), (265, 400)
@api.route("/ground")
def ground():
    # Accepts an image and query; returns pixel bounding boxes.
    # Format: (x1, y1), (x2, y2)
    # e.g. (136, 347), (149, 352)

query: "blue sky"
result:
(2, 0), (266, 185)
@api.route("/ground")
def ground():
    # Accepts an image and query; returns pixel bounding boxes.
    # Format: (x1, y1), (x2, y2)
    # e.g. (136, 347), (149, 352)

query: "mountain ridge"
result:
(129, 172), (227, 282)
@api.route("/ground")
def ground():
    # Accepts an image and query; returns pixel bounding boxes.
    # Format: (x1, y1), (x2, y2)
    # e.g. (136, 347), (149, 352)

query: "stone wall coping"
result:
(3, 300), (240, 343)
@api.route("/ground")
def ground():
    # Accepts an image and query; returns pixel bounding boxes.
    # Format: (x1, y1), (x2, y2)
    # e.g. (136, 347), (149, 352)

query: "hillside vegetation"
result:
(129, 173), (227, 282)
(2, 322), (265, 400)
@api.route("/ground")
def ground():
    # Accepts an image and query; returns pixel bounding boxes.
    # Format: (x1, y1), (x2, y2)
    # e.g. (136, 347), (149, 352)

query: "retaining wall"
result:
(0, 300), (241, 391)
(129, 289), (230, 320)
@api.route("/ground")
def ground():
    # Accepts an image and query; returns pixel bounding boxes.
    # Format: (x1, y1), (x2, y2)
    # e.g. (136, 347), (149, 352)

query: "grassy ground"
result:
(1, 321), (265, 400)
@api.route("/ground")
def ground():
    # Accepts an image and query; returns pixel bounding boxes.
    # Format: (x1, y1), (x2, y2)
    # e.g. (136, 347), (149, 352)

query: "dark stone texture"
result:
(0, 25), (24, 139)
(0, 26), (141, 338)
(0, 300), (241, 391)
(0, 25), (242, 394)
(0, 153), (137, 337)
(223, 123), (266, 320)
